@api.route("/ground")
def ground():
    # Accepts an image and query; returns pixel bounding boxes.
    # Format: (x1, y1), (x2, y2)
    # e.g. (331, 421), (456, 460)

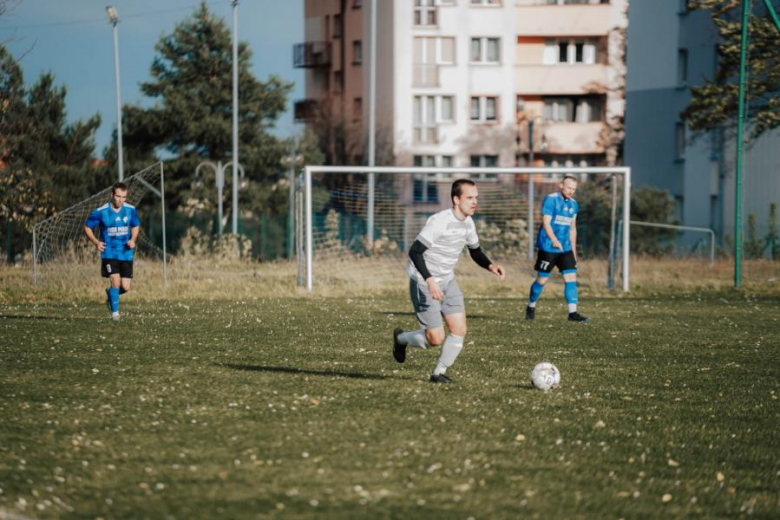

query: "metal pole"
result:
(607, 175), (618, 290)
(629, 221), (716, 267)
(367, 0), (378, 246)
(216, 161), (224, 234)
(305, 167), (313, 291)
(527, 120), (535, 262)
(734, 0), (750, 287)
(622, 168), (631, 292)
(111, 19), (124, 181)
(32, 226), (37, 284)
(763, 0), (780, 31)
(231, 0), (240, 235)
(297, 171), (304, 287)
(288, 163), (295, 259)
(160, 164), (167, 288)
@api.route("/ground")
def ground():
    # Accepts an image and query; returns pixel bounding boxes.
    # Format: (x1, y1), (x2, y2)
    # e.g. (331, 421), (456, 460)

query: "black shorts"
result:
(534, 250), (577, 274)
(101, 259), (133, 278)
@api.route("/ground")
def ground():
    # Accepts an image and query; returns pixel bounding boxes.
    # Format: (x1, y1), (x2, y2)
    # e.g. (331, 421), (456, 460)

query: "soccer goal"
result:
(296, 166), (631, 292)
(32, 162), (168, 286)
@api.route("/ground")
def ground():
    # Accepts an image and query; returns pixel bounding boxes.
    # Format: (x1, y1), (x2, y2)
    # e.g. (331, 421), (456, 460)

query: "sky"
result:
(1, 0), (305, 157)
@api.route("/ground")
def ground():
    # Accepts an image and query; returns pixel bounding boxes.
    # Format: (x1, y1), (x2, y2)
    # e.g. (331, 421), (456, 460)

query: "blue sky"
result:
(1, 0), (305, 157)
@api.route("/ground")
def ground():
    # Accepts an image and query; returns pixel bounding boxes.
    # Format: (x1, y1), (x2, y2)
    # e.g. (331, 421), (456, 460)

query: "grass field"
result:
(2, 266), (779, 518)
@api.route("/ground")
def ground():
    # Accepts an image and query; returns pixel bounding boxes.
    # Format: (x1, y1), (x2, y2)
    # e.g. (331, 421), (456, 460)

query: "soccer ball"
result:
(531, 362), (560, 391)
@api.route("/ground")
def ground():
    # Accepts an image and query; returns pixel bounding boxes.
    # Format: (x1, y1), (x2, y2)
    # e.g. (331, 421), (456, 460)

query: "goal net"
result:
(296, 166), (631, 293)
(32, 162), (167, 286)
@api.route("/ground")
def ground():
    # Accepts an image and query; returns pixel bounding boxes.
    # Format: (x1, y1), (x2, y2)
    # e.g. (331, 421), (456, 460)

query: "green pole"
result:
(763, 0), (780, 31)
(734, 0), (751, 288)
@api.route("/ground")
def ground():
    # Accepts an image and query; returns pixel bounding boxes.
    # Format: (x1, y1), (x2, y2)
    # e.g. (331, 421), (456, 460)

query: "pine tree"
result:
(683, 0), (780, 140)
(121, 2), (293, 221)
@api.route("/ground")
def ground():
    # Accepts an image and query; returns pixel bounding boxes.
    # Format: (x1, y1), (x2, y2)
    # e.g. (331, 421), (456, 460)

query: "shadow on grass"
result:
(379, 311), (501, 320)
(216, 363), (391, 381)
(0, 314), (69, 321)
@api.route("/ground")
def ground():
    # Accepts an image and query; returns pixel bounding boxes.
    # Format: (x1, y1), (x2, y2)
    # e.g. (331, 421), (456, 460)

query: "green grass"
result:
(1, 291), (779, 518)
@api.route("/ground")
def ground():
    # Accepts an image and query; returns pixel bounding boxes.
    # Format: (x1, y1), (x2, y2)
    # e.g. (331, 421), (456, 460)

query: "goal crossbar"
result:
(302, 165), (632, 292)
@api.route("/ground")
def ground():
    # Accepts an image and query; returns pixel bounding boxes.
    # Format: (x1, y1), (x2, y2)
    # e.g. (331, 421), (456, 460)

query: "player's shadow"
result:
(216, 362), (390, 381)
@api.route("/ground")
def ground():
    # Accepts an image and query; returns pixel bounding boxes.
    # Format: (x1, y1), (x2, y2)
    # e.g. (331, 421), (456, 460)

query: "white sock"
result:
(433, 334), (464, 376)
(568, 304), (577, 313)
(399, 328), (429, 349)
(528, 301), (537, 308)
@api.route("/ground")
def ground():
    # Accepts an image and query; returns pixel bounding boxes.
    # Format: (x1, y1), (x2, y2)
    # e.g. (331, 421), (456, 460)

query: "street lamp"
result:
(516, 114), (548, 261)
(106, 5), (124, 181)
(281, 151), (304, 260)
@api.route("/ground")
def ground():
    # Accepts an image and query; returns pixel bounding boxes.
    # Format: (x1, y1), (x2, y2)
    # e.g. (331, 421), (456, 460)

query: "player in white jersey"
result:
(392, 179), (505, 384)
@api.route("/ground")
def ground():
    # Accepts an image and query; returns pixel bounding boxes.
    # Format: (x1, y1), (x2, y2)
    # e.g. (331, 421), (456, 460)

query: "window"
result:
(678, 49), (688, 85)
(471, 96), (498, 122)
(471, 37), (500, 63)
(334, 70), (343, 93)
(470, 155), (498, 167)
(575, 98), (603, 122)
(413, 37), (456, 86)
(353, 40), (363, 64)
(543, 96), (603, 122)
(544, 98), (574, 122)
(471, 0), (501, 5)
(414, 0), (437, 26)
(675, 122), (686, 160)
(354, 97), (362, 120)
(333, 14), (342, 38)
(353, 0), (363, 7)
(413, 155), (453, 202)
(414, 95), (455, 143)
(544, 155), (593, 168)
(547, 0), (589, 4)
(543, 38), (597, 65)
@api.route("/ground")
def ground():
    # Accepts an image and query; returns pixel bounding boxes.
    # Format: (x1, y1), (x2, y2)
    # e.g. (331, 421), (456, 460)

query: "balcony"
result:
(294, 99), (319, 122)
(293, 42), (332, 68)
(516, 3), (612, 36)
(516, 64), (608, 94)
(541, 121), (606, 154)
(413, 65), (440, 88)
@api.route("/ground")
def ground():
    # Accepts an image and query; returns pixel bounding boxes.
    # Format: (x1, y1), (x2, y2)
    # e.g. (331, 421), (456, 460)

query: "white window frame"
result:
(470, 96), (499, 123)
(544, 38), (597, 65)
(414, 0), (438, 27)
(415, 36), (456, 66)
(414, 95), (456, 143)
(470, 0), (502, 6)
(414, 155), (455, 185)
(470, 37), (501, 64)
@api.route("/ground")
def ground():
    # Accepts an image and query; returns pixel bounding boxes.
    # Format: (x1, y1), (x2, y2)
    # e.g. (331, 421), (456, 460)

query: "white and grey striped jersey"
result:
(406, 209), (480, 284)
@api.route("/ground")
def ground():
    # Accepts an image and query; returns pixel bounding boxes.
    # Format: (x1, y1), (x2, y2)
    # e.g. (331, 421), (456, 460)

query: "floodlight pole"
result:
(231, 0), (240, 235)
(528, 120), (535, 262)
(367, 0), (378, 246)
(107, 6), (124, 181)
(734, 0), (750, 288)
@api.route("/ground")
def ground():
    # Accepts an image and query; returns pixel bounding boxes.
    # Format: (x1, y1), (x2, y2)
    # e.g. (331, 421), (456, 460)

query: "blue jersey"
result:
(536, 192), (578, 252)
(85, 203), (140, 261)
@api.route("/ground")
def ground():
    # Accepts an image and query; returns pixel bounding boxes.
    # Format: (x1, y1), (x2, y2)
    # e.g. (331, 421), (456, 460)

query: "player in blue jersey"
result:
(84, 182), (140, 321)
(525, 175), (590, 322)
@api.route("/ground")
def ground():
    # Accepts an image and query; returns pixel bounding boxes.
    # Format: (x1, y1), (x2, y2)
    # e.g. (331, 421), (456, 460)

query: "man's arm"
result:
(84, 226), (105, 252)
(542, 215), (563, 250)
(468, 246), (505, 280)
(570, 215), (577, 261)
(408, 239), (444, 301)
(127, 225), (140, 249)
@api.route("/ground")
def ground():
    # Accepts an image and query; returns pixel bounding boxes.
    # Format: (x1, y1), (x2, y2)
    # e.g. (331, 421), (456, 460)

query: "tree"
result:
(683, 0), (780, 140)
(120, 1), (293, 225)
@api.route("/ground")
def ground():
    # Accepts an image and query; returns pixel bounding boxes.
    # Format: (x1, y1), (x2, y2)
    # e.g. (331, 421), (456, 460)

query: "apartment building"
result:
(295, 0), (627, 196)
(625, 0), (780, 243)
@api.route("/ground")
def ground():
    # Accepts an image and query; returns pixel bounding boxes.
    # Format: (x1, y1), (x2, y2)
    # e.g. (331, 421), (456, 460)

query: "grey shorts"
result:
(409, 277), (465, 329)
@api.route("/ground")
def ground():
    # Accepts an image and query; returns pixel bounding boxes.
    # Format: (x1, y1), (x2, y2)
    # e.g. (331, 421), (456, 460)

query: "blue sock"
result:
(109, 287), (120, 313)
(529, 280), (545, 306)
(564, 281), (578, 312)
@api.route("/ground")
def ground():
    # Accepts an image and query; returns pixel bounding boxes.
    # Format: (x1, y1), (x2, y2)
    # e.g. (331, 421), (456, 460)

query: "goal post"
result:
(32, 162), (167, 287)
(299, 165), (631, 293)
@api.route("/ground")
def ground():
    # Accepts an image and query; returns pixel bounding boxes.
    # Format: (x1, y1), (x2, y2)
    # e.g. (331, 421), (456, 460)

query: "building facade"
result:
(625, 0), (780, 244)
(295, 0), (627, 175)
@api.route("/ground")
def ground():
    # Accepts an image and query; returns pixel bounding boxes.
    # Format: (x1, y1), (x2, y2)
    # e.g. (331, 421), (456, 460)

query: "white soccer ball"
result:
(531, 362), (560, 391)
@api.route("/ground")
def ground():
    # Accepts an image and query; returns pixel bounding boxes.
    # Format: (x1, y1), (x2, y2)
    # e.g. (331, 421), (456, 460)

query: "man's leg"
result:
(526, 273), (550, 319)
(562, 270), (590, 322)
(394, 279), (444, 363)
(431, 312), (466, 381)
(108, 274), (121, 318)
(120, 277), (131, 295)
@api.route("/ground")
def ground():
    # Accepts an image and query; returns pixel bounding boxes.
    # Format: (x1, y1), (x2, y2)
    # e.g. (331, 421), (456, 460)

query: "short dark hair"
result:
(112, 182), (129, 195)
(562, 175), (578, 184)
(451, 179), (476, 204)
